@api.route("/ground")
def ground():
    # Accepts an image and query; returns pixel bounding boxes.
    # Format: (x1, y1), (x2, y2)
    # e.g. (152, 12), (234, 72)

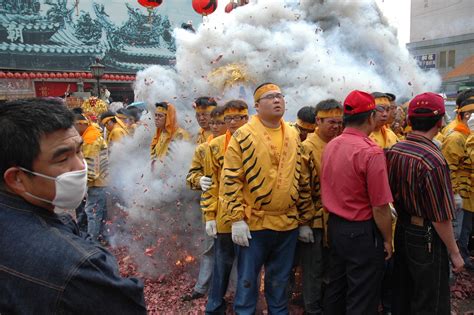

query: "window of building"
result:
(448, 50), (456, 67)
(439, 51), (446, 68)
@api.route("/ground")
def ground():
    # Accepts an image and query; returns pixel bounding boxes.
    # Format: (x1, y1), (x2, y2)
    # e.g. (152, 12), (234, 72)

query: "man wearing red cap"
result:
(321, 90), (393, 315)
(386, 92), (464, 314)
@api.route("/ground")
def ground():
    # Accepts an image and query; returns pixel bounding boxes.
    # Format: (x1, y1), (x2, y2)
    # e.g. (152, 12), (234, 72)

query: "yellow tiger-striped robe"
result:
(442, 129), (469, 194)
(201, 133), (231, 233)
(150, 128), (190, 160)
(196, 128), (213, 145)
(221, 116), (314, 231)
(186, 142), (208, 190)
(460, 133), (474, 212)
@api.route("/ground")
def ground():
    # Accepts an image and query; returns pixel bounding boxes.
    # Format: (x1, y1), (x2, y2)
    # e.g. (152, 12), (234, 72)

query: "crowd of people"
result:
(0, 84), (473, 314)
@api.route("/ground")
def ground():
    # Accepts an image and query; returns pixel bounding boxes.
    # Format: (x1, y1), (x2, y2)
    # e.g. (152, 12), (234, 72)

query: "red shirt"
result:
(321, 127), (393, 221)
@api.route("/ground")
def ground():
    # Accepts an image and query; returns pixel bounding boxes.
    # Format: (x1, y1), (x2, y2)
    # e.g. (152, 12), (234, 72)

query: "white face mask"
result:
(19, 162), (88, 211)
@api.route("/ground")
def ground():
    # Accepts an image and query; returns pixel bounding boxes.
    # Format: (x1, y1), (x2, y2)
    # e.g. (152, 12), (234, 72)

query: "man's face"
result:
(196, 110), (211, 130)
(386, 101), (397, 125)
(104, 120), (114, 132)
(209, 118), (227, 137)
(155, 112), (166, 130)
(225, 114), (248, 134)
(18, 127), (84, 210)
(374, 105), (389, 129)
(74, 121), (88, 136)
(255, 90), (285, 121)
(317, 116), (343, 141)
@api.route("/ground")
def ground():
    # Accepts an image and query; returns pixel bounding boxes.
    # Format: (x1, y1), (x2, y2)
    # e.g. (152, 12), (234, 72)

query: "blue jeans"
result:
(459, 210), (473, 265)
(194, 231), (215, 294)
(85, 187), (107, 241)
(206, 233), (236, 314)
(234, 229), (298, 315)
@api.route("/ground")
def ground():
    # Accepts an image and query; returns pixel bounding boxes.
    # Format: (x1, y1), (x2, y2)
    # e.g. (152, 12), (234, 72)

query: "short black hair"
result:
(117, 108), (132, 117)
(210, 106), (225, 118)
(0, 98), (74, 182)
(224, 99), (248, 111)
(297, 106), (316, 124)
(315, 99), (342, 116)
(73, 112), (87, 121)
(343, 111), (374, 126)
(456, 88), (474, 106)
(458, 98), (474, 120)
(100, 110), (116, 122)
(155, 102), (168, 110)
(195, 97), (217, 108)
(71, 107), (84, 115)
(409, 110), (443, 131)
(127, 107), (142, 122)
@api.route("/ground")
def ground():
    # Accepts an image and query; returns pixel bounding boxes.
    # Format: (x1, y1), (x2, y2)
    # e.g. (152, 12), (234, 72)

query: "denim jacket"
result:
(0, 191), (146, 314)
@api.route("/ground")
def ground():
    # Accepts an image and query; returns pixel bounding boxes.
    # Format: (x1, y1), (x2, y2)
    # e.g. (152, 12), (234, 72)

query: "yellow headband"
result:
(116, 113), (128, 120)
(458, 103), (474, 113)
(101, 116), (114, 125)
(254, 84), (281, 102)
(316, 108), (343, 119)
(296, 119), (316, 131)
(155, 106), (167, 114)
(224, 108), (249, 117)
(76, 119), (89, 125)
(195, 106), (215, 114)
(375, 97), (390, 106)
(212, 114), (225, 121)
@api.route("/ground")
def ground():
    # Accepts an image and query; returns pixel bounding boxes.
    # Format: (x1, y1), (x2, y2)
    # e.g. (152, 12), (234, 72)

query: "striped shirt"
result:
(386, 133), (455, 222)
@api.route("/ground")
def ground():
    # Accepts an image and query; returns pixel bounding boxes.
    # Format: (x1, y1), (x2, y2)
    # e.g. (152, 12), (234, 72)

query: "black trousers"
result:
(323, 214), (384, 315)
(392, 220), (450, 315)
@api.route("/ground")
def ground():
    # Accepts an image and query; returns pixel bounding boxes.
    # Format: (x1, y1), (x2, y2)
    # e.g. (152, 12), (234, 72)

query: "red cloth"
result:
(321, 127), (393, 221)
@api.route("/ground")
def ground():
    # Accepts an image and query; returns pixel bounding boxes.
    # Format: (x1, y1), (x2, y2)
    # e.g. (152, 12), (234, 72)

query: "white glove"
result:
(206, 220), (217, 238)
(231, 220), (252, 247)
(199, 176), (212, 191)
(298, 225), (314, 243)
(454, 193), (462, 209)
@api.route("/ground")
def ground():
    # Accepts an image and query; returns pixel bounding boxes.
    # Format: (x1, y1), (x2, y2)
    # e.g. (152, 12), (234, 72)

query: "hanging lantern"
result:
(137, 0), (162, 8)
(192, 0), (218, 16)
(225, 1), (237, 13)
(43, 73), (50, 79)
(6, 72), (14, 78)
(29, 72), (37, 79)
(14, 72), (22, 79)
(0, 71), (6, 78)
(21, 72), (30, 79)
(49, 73), (57, 79)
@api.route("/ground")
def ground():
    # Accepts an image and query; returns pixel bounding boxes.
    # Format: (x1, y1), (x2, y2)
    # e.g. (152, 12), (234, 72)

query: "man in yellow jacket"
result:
(442, 97), (474, 269)
(100, 111), (129, 145)
(150, 102), (190, 162)
(299, 99), (343, 314)
(194, 97), (217, 145)
(221, 83), (315, 313)
(74, 113), (109, 242)
(442, 89), (474, 136)
(369, 92), (399, 149)
(459, 116), (474, 269)
(204, 100), (249, 313)
(182, 106), (227, 302)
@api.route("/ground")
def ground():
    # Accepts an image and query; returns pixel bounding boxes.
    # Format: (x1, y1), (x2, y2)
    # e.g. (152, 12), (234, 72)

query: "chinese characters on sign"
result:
(414, 54), (436, 69)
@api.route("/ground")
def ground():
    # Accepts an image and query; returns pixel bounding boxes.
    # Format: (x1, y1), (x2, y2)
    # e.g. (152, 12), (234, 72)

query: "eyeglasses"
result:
(224, 115), (246, 123)
(322, 119), (343, 126)
(375, 105), (390, 113)
(209, 120), (226, 126)
(258, 93), (285, 101)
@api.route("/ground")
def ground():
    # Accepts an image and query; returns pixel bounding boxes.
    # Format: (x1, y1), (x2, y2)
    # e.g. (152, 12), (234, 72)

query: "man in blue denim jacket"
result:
(0, 98), (146, 314)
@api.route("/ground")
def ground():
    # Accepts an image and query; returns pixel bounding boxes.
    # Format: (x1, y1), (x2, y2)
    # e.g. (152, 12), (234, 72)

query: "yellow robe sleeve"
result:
(186, 144), (205, 190)
(461, 134), (474, 212)
(82, 129), (108, 187)
(200, 137), (222, 223)
(442, 131), (467, 193)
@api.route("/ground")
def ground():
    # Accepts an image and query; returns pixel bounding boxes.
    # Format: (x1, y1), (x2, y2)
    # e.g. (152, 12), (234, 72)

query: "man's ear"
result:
(3, 167), (28, 195)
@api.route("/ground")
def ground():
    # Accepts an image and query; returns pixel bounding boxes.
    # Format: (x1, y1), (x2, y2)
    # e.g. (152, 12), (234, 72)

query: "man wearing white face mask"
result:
(0, 99), (146, 314)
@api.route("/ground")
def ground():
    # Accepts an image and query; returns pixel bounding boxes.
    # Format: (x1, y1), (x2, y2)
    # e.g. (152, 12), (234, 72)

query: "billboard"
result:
(414, 53), (436, 69)
(0, 0), (200, 73)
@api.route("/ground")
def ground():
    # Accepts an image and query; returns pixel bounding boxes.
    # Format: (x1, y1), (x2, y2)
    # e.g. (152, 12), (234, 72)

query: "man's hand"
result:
(199, 176), (212, 191)
(450, 251), (465, 273)
(205, 220), (217, 238)
(298, 225), (314, 243)
(231, 220), (251, 247)
(383, 241), (393, 260)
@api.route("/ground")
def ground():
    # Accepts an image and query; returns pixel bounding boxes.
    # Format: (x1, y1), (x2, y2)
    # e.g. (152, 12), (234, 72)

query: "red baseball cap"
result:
(408, 92), (445, 117)
(343, 90), (376, 115)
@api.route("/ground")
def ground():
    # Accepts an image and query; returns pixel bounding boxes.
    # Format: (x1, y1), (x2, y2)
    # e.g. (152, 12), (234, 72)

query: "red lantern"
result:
(29, 72), (37, 79)
(74, 72), (81, 78)
(119, 75), (125, 81)
(49, 73), (57, 79)
(69, 72), (76, 78)
(225, 1), (237, 13)
(86, 73), (93, 79)
(6, 72), (14, 78)
(103, 74), (110, 80)
(62, 73), (69, 79)
(14, 72), (22, 79)
(43, 73), (50, 79)
(137, 0), (162, 8)
(192, 0), (218, 15)
(0, 71), (6, 78)
(80, 72), (87, 78)
(36, 73), (43, 79)
(21, 72), (30, 79)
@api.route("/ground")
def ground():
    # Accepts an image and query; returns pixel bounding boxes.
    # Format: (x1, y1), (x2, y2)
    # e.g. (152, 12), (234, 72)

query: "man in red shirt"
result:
(321, 90), (393, 315)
